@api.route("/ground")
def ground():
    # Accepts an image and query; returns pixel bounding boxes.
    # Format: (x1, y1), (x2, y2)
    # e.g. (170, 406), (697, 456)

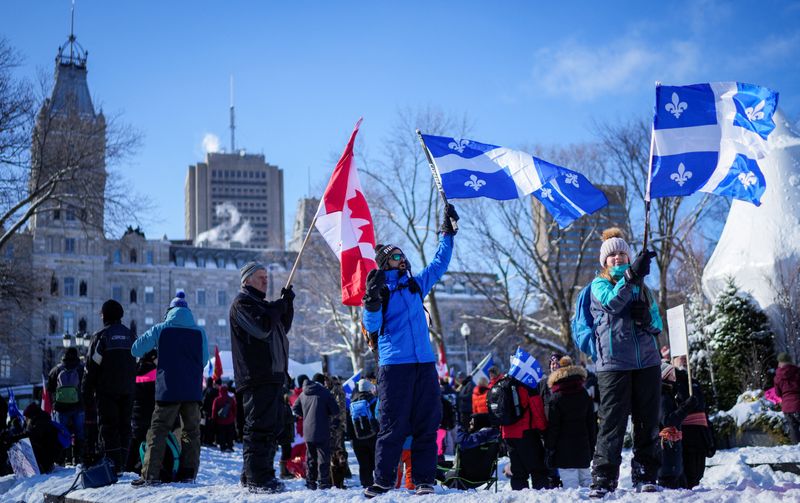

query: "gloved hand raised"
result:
(440, 203), (459, 236)
(280, 285), (296, 302)
(629, 300), (652, 327)
(683, 393), (700, 411)
(624, 248), (657, 284)
(362, 269), (386, 312)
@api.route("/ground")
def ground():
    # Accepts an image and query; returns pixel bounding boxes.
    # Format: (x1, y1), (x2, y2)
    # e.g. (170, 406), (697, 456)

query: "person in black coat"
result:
(455, 373), (474, 431)
(15, 404), (62, 474)
(545, 356), (596, 489)
(125, 349), (157, 474)
(47, 346), (85, 465)
(277, 390), (296, 479)
(201, 378), (218, 446)
(347, 380), (379, 488)
(658, 363), (698, 489)
(84, 299), (137, 473)
(292, 373), (339, 490)
(672, 357), (714, 489)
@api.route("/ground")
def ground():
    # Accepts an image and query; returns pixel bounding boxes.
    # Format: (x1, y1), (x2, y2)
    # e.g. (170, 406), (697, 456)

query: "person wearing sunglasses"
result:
(361, 203), (459, 498)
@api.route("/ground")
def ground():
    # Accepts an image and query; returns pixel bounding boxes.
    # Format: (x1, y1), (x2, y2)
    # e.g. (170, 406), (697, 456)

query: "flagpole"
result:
(416, 130), (458, 233)
(643, 81), (660, 251)
(284, 207), (320, 289)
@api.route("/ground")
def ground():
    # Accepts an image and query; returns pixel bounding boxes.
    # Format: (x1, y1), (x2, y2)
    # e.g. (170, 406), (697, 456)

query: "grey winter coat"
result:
(292, 381), (340, 443)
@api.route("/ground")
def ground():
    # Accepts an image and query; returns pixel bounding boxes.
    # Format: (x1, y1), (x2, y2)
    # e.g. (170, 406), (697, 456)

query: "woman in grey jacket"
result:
(588, 228), (662, 498)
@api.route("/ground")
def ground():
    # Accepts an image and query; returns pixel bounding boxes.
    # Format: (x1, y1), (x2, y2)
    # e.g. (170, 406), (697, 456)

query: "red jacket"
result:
(775, 364), (800, 414)
(212, 385), (237, 425)
(472, 385), (489, 415)
(501, 385), (547, 439)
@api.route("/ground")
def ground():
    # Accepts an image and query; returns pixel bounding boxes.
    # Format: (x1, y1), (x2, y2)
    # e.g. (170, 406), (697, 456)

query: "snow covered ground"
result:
(2, 444), (800, 503)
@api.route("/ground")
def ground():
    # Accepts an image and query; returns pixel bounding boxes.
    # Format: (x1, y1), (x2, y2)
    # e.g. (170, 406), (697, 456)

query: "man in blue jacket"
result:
(130, 290), (209, 486)
(361, 204), (458, 498)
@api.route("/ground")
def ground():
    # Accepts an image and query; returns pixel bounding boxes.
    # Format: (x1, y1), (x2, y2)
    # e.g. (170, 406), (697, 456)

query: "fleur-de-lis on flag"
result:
(738, 172), (757, 188)
(540, 187), (554, 201)
(670, 163), (693, 187)
(448, 138), (470, 153)
(665, 92), (688, 119)
(745, 100), (766, 122)
(565, 173), (579, 188)
(464, 174), (486, 191)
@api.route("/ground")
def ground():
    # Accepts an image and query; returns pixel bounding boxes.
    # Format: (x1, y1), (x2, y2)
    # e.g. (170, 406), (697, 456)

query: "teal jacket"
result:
(589, 266), (662, 372)
(131, 307), (209, 401)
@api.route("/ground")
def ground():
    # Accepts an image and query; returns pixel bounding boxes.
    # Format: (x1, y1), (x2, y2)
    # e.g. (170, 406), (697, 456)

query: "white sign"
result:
(667, 304), (688, 357)
(8, 438), (39, 478)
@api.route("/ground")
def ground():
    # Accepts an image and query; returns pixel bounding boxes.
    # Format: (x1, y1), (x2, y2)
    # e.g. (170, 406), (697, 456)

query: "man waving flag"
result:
(314, 119), (377, 305)
(419, 134), (607, 227)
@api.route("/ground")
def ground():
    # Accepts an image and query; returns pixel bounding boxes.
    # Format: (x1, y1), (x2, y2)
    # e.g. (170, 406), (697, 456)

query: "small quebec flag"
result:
(342, 369), (362, 399)
(472, 353), (495, 385)
(508, 347), (544, 387)
(421, 134), (607, 227)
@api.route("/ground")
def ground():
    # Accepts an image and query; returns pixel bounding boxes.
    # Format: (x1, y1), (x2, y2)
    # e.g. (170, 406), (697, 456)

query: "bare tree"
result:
(360, 106), (471, 358)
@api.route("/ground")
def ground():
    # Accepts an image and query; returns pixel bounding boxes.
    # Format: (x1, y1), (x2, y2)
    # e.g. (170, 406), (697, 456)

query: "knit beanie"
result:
(169, 290), (188, 309)
(358, 379), (374, 393)
(240, 261), (266, 286)
(101, 299), (124, 323)
(599, 227), (631, 266)
(661, 361), (675, 381)
(374, 243), (401, 270)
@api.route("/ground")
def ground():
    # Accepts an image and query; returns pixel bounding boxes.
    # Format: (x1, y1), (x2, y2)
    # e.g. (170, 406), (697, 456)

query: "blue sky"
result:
(3, 1), (799, 242)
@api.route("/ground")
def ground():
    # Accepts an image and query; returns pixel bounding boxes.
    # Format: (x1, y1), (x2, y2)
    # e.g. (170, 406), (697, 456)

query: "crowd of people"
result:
(0, 207), (799, 499)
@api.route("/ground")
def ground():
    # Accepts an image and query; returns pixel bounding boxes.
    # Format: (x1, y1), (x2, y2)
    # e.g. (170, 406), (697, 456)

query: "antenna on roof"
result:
(229, 75), (236, 153)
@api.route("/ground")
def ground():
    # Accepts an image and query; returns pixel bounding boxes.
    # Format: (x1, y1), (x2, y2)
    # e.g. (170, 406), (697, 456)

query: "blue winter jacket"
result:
(363, 233), (453, 366)
(590, 266), (662, 373)
(131, 307), (209, 402)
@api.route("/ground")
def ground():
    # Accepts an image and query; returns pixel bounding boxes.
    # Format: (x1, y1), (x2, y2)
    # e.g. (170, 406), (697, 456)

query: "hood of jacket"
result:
(218, 385), (229, 398)
(164, 306), (198, 328)
(777, 363), (800, 382)
(547, 364), (587, 388)
(302, 380), (326, 396)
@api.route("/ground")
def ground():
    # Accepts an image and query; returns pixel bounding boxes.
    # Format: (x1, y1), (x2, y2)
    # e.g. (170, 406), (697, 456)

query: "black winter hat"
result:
(375, 243), (401, 270)
(101, 299), (124, 323)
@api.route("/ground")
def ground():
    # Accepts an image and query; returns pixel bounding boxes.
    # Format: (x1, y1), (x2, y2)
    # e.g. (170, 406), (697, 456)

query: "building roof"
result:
(48, 36), (95, 117)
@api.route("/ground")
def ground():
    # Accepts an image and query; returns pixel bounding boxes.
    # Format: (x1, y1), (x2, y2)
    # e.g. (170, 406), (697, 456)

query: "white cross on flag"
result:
(314, 119), (377, 306)
(508, 346), (544, 387)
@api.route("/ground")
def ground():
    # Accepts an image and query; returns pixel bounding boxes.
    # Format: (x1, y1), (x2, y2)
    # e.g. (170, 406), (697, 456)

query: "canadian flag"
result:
(435, 341), (450, 379)
(315, 119), (377, 306)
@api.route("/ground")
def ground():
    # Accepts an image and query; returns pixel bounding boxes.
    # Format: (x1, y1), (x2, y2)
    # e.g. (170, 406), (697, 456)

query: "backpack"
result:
(350, 398), (378, 440)
(55, 366), (81, 405)
(571, 284), (597, 362)
(139, 431), (181, 482)
(486, 376), (525, 426)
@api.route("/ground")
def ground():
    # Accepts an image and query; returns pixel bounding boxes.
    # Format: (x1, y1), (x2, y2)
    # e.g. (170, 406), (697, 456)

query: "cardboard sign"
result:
(667, 304), (688, 357)
(8, 438), (40, 478)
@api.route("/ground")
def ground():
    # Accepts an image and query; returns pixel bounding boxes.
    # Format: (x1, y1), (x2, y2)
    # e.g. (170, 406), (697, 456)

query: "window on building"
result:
(63, 311), (75, 335)
(144, 286), (154, 304)
(130, 249), (138, 263)
(130, 320), (137, 336)
(130, 288), (138, 304)
(175, 255), (185, 267)
(113, 249), (121, 264)
(217, 319), (227, 327)
(217, 290), (226, 306)
(78, 318), (87, 333)
(64, 238), (76, 254)
(53, 209), (61, 220)
(145, 317), (154, 325)
(197, 255), (206, 268)
(79, 280), (87, 296)
(50, 276), (59, 296)
(49, 316), (57, 334)
(112, 286), (122, 302)
(216, 256), (225, 268)
(65, 208), (76, 221)
(196, 289), (206, 306)
(146, 250), (154, 265)
(0, 355), (10, 379)
(197, 319), (206, 326)
(64, 277), (75, 297)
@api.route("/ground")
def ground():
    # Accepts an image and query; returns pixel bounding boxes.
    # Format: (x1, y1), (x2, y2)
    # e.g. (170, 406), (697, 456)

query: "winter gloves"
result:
(280, 285), (295, 302)
(624, 248), (657, 285)
(363, 269), (386, 312)
(440, 203), (459, 236)
(629, 300), (652, 327)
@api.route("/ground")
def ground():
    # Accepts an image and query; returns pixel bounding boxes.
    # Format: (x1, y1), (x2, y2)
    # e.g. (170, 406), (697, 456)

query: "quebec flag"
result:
(508, 347), (544, 387)
(421, 134), (608, 225)
(472, 353), (495, 385)
(650, 82), (779, 206)
(343, 369), (361, 405)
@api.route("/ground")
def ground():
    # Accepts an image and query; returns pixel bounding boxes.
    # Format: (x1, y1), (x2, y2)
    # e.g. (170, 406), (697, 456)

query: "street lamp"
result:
(82, 332), (91, 348)
(75, 332), (84, 348)
(62, 332), (72, 348)
(460, 322), (472, 374)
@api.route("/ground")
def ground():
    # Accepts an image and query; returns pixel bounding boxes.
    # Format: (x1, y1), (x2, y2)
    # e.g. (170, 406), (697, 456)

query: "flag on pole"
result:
(41, 375), (52, 414)
(471, 353), (494, 385)
(649, 82), (779, 206)
(420, 134), (608, 226)
(213, 345), (223, 382)
(508, 347), (545, 387)
(314, 119), (378, 306)
(343, 369), (362, 398)
(436, 341), (450, 379)
(7, 388), (24, 422)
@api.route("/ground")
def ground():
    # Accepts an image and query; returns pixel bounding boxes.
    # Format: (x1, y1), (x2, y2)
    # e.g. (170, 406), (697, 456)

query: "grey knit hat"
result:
(599, 227), (631, 266)
(240, 261), (266, 285)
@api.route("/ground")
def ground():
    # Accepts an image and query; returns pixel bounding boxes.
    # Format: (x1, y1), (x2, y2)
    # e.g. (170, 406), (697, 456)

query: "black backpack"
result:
(487, 376), (526, 426)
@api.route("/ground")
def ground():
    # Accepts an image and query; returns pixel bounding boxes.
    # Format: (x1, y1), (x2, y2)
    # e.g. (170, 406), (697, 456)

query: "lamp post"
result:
(62, 332), (72, 349)
(75, 331), (84, 349)
(460, 322), (471, 374)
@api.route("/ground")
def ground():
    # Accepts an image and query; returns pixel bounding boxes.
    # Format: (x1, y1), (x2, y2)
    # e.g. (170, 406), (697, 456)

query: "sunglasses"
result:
(389, 253), (404, 261)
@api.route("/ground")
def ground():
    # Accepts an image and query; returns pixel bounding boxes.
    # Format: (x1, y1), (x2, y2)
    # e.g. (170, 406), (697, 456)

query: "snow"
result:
(702, 110), (800, 339)
(713, 390), (784, 428)
(3, 444), (800, 502)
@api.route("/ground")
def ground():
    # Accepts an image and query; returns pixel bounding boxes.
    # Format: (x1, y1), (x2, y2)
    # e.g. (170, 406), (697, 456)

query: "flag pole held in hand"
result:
(416, 129), (458, 233)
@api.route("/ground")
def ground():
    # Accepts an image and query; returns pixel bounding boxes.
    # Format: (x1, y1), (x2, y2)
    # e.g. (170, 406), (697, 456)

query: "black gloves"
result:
(280, 285), (295, 302)
(440, 203), (459, 236)
(362, 269), (386, 312)
(629, 300), (652, 327)
(624, 249), (657, 284)
(682, 394), (700, 412)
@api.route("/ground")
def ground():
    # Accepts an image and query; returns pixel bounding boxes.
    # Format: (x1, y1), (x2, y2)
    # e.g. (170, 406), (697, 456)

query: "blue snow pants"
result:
(374, 362), (442, 487)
